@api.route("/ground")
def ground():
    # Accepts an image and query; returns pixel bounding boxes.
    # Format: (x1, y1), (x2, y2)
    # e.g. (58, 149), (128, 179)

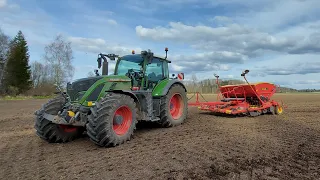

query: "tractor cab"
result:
(114, 49), (171, 91)
(93, 48), (181, 92)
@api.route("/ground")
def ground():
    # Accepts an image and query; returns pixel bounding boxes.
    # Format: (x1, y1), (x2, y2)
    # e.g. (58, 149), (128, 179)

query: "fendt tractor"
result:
(34, 48), (188, 147)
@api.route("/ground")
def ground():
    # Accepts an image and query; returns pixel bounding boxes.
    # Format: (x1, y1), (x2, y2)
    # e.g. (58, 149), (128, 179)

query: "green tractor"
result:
(34, 48), (188, 147)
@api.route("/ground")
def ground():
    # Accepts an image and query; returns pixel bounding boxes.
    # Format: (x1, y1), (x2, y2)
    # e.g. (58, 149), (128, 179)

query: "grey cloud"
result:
(288, 32), (320, 54)
(171, 51), (247, 63)
(124, 0), (275, 13)
(270, 80), (293, 86)
(68, 37), (141, 55)
(169, 61), (229, 74)
(0, 0), (19, 9)
(0, 0), (6, 8)
(123, 0), (203, 13)
(255, 62), (320, 76)
(211, 16), (232, 23)
(248, 72), (267, 77)
(168, 52), (243, 73)
(136, 22), (320, 59)
(68, 36), (241, 74)
(294, 80), (320, 84)
(81, 14), (117, 26)
(133, 0), (320, 72)
(136, 22), (251, 43)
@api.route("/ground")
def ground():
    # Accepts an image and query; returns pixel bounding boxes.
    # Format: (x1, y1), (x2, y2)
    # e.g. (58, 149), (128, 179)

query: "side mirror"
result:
(94, 69), (100, 76)
(97, 57), (102, 69)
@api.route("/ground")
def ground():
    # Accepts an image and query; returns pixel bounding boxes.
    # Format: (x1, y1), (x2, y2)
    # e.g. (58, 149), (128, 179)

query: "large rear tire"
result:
(159, 84), (188, 127)
(34, 95), (85, 143)
(86, 93), (137, 147)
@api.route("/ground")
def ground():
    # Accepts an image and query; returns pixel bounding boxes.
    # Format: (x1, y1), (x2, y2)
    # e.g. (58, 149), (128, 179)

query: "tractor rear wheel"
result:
(159, 84), (188, 127)
(34, 95), (85, 143)
(86, 93), (137, 147)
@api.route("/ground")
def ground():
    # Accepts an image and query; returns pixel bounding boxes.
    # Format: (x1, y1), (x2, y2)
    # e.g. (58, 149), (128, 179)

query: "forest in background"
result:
(0, 28), (74, 96)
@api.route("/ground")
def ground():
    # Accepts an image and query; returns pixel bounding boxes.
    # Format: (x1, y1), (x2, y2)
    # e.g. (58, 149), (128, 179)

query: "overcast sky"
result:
(1, 0), (320, 89)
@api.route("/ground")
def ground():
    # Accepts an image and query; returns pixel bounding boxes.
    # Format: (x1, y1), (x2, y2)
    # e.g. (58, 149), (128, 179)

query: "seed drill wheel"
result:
(274, 105), (283, 115)
(159, 84), (188, 127)
(86, 93), (137, 147)
(34, 95), (85, 143)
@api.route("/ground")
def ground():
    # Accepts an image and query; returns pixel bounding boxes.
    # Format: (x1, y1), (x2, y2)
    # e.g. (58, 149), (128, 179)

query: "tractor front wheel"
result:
(34, 95), (85, 143)
(159, 84), (188, 127)
(86, 93), (137, 147)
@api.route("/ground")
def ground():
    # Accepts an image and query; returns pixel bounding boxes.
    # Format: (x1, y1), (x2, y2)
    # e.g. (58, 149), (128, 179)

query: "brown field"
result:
(0, 93), (319, 180)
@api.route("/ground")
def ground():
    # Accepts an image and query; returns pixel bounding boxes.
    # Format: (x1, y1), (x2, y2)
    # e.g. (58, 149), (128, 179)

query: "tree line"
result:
(0, 28), (74, 96)
(183, 74), (246, 94)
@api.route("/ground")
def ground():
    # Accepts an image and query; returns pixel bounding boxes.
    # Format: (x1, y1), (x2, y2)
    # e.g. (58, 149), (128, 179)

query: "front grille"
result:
(67, 77), (103, 101)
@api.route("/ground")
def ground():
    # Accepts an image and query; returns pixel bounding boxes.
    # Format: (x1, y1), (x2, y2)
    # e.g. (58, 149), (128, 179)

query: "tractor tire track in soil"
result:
(0, 94), (319, 180)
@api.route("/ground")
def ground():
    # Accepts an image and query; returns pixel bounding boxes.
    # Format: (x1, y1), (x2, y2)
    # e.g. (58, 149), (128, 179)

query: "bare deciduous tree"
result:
(0, 28), (10, 92)
(31, 61), (45, 88)
(191, 73), (198, 92)
(44, 34), (74, 88)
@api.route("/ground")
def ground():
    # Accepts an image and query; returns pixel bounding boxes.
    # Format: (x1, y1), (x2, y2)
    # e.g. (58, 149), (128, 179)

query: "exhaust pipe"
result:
(102, 61), (108, 75)
(97, 53), (118, 76)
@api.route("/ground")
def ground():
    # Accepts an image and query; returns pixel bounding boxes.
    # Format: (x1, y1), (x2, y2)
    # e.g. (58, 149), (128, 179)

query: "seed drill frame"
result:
(188, 70), (284, 116)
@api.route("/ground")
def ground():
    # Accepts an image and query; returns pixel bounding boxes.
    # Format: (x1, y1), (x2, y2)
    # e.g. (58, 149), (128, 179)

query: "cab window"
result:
(146, 58), (164, 82)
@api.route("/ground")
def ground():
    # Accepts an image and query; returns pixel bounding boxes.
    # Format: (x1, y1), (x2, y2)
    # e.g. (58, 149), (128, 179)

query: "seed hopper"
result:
(188, 70), (284, 116)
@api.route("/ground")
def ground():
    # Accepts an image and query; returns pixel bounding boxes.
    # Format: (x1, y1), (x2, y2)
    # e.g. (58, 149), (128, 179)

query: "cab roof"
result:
(120, 54), (171, 63)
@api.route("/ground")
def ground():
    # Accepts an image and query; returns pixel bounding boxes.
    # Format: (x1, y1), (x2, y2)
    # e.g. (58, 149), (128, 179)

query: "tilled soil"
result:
(0, 94), (319, 180)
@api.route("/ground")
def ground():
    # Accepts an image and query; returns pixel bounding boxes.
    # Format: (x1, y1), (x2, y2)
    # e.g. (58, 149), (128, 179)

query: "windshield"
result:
(115, 59), (142, 75)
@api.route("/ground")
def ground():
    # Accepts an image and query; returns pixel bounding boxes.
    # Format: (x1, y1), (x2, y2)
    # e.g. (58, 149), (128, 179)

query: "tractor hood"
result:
(67, 75), (131, 102)
(99, 75), (132, 82)
(70, 75), (131, 84)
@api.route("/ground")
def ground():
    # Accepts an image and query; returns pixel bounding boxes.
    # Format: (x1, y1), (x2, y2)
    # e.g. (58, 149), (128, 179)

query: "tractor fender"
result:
(110, 90), (141, 109)
(161, 80), (187, 96)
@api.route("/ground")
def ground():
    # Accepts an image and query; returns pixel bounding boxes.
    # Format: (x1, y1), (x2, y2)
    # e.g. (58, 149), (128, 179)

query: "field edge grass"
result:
(0, 95), (54, 101)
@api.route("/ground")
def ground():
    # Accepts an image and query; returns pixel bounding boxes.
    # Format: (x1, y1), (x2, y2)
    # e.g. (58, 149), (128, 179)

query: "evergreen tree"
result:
(4, 30), (32, 94)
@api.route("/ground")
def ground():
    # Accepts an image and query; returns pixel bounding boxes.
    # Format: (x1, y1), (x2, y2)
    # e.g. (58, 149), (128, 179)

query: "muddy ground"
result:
(0, 93), (319, 180)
